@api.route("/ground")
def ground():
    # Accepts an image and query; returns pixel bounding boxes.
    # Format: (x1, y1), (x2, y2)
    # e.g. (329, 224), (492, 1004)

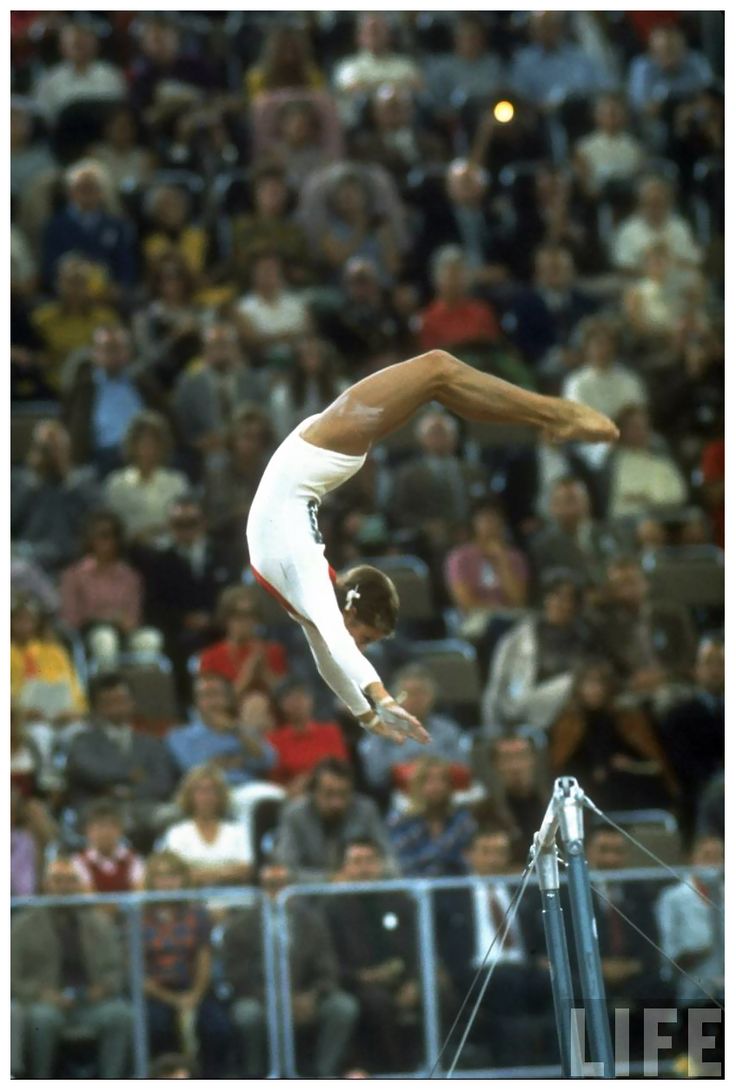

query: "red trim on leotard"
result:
(251, 560), (337, 624)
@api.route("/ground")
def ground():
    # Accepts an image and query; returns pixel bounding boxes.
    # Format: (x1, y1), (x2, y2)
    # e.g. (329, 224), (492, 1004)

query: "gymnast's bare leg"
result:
(301, 349), (619, 457)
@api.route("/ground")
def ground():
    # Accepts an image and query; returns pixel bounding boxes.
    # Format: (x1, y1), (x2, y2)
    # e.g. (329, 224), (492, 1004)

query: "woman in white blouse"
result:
(161, 765), (253, 888)
(103, 411), (189, 543)
(268, 336), (350, 440)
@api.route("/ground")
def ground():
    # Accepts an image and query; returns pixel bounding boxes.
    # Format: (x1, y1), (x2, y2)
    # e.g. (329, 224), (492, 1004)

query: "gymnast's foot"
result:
(541, 398), (619, 445)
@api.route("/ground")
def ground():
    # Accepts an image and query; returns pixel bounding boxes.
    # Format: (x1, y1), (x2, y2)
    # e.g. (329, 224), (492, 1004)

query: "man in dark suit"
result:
(221, 861), (359, 1078)
(132, 495), (237, 701)
(434, 826), (555, 1066)
(660, 638), (724, 846)
(506, 245), (597, 365)
(65, 672), (178, 849)
(324, 838), (423, 1073)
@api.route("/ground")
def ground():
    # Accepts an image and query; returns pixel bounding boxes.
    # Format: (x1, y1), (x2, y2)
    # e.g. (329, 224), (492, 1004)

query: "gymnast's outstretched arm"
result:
(301, 349), (619, 457)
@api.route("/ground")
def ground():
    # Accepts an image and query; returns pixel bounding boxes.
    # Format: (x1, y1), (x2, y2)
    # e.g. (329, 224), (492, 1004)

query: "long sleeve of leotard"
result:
(299, 615), (380, 717)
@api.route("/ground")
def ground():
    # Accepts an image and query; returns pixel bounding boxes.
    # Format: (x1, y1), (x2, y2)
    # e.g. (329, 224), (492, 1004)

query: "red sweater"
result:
(267, 721), (349, 786)
(419, 298), (500, 352)
(198, 639), (288, 683)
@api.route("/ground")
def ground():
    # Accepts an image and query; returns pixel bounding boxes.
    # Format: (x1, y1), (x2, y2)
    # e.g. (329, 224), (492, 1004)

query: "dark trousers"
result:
(146, 992), (232, 1077)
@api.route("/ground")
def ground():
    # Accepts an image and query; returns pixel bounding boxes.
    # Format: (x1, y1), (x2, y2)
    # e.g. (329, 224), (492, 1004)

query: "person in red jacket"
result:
(418, 246), (499, 354)
(268, 679), (349, 794)
(197, 585), (288, 698)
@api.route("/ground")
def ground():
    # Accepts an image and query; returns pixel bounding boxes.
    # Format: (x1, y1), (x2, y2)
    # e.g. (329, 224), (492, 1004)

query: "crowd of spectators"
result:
(11, 10), (723, 1078)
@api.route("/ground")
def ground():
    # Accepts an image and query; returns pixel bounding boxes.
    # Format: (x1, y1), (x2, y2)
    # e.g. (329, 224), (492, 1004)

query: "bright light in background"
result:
(493, 100), (515, 124)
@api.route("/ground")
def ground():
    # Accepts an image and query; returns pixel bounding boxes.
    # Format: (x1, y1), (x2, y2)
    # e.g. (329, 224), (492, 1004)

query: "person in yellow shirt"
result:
(30, 255), (118, 389)
(142, 184), (209, 279)
(11, 594), (87, 722)
(244, 25), (325, 99)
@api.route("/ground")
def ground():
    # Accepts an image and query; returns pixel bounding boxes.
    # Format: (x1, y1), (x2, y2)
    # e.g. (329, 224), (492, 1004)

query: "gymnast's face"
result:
(343, 608), (385, 650)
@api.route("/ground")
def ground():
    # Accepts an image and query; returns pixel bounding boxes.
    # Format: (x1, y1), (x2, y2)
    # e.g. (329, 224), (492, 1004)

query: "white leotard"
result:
(246, 414), (381, 716)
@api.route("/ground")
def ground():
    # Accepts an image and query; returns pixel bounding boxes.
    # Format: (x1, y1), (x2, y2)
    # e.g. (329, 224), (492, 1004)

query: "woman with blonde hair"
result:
(159, 765), (253, 888)
(388, 755), (477, 877)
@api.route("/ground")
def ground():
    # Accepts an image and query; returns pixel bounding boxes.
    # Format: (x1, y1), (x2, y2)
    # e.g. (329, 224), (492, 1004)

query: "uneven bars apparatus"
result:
(532, 776), (615, 1078)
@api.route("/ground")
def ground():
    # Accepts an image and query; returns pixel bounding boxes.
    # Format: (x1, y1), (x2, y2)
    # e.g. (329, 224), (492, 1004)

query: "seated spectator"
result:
(585, 827), (663, 1005)
(132, 254), (204, 374)
(11, 554), (60, 615)
(11, 856), (133, 1079)
(623, 242), (706, 345)
(655, 835), (724, 1004)
(30, 255), (119, 385)
(359, 663), (466, 796)
(418, 246), (500, 354)
(103, 411), (189, 545)
(611, 175), (702, 274)
(129, 16), (219, 128)
(426, 14), (506, 113)
(434, 827), (554, 1066)
(563, 317), (648, 422)
(528, 476), (624, 593)
(60, 509), (154, 666)
(333, 13), (423, 110)
(133, 495), (237, 698)
(606, 405), (688, 521)
(202, 405), (274, 548)
(198, 586), (289, 698)
(11, 419), (98, 571)
(275, 757), (393, 881)
(11, 785), (42, 896)
(235, 252), (312, 353)
(548, 659), (678, 811)
(512, 164), (602, 278)
(660, 637), (724, 846)
(173, 321), (264, 468)
(65, 672), (178, 847)
(481, 571), (591, 734)
(390, 409), (486, 553)
(32, 21), (126, 124)
(700, 435), (724, 548)
(297, 162), (410, 265)
(445, 496), (529, 619)
(388, 756), (477, 877)
(72, 801), (145, 893)
(63, 323), (165, 474)
(320, 170), (402, 286)
(268, 679), (349, 793)
(149, 1053), (195, 1079)
(159, 765), (253, 888)
(508, 245), (597, 365)
(11, 593), (87, 722)
(348, 84), (448, 184)
(415, 159), (511, 289)
(574, 92), (645, 197)
(88, 105), (155, 190)
(229, 165), (313, 290)
(11, 97), (56, 201)
(585, 556), (682, 696)
(222, 861), (359, 1078)
(245, 24), (325, 99)
(327, 256), (408, 371)
(268, 336), (349, 440)
(326, 839), (423, 1072)
(254, 94), (343, 193)
(142, 183), (209, 279)
(142, 852), (231, 1077)
(166, 672), (273, 785)
(628, 25), (713, 120)
(509, 11), (612, 111)
(41, 159), (137, 294)
(474, 738), (549, 862)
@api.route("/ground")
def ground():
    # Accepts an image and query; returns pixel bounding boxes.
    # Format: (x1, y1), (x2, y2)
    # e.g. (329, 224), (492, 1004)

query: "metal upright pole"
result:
(535, 842), (582, 1077)
(556, 778), (615, 1078)
(125, 902), (149, 1079)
